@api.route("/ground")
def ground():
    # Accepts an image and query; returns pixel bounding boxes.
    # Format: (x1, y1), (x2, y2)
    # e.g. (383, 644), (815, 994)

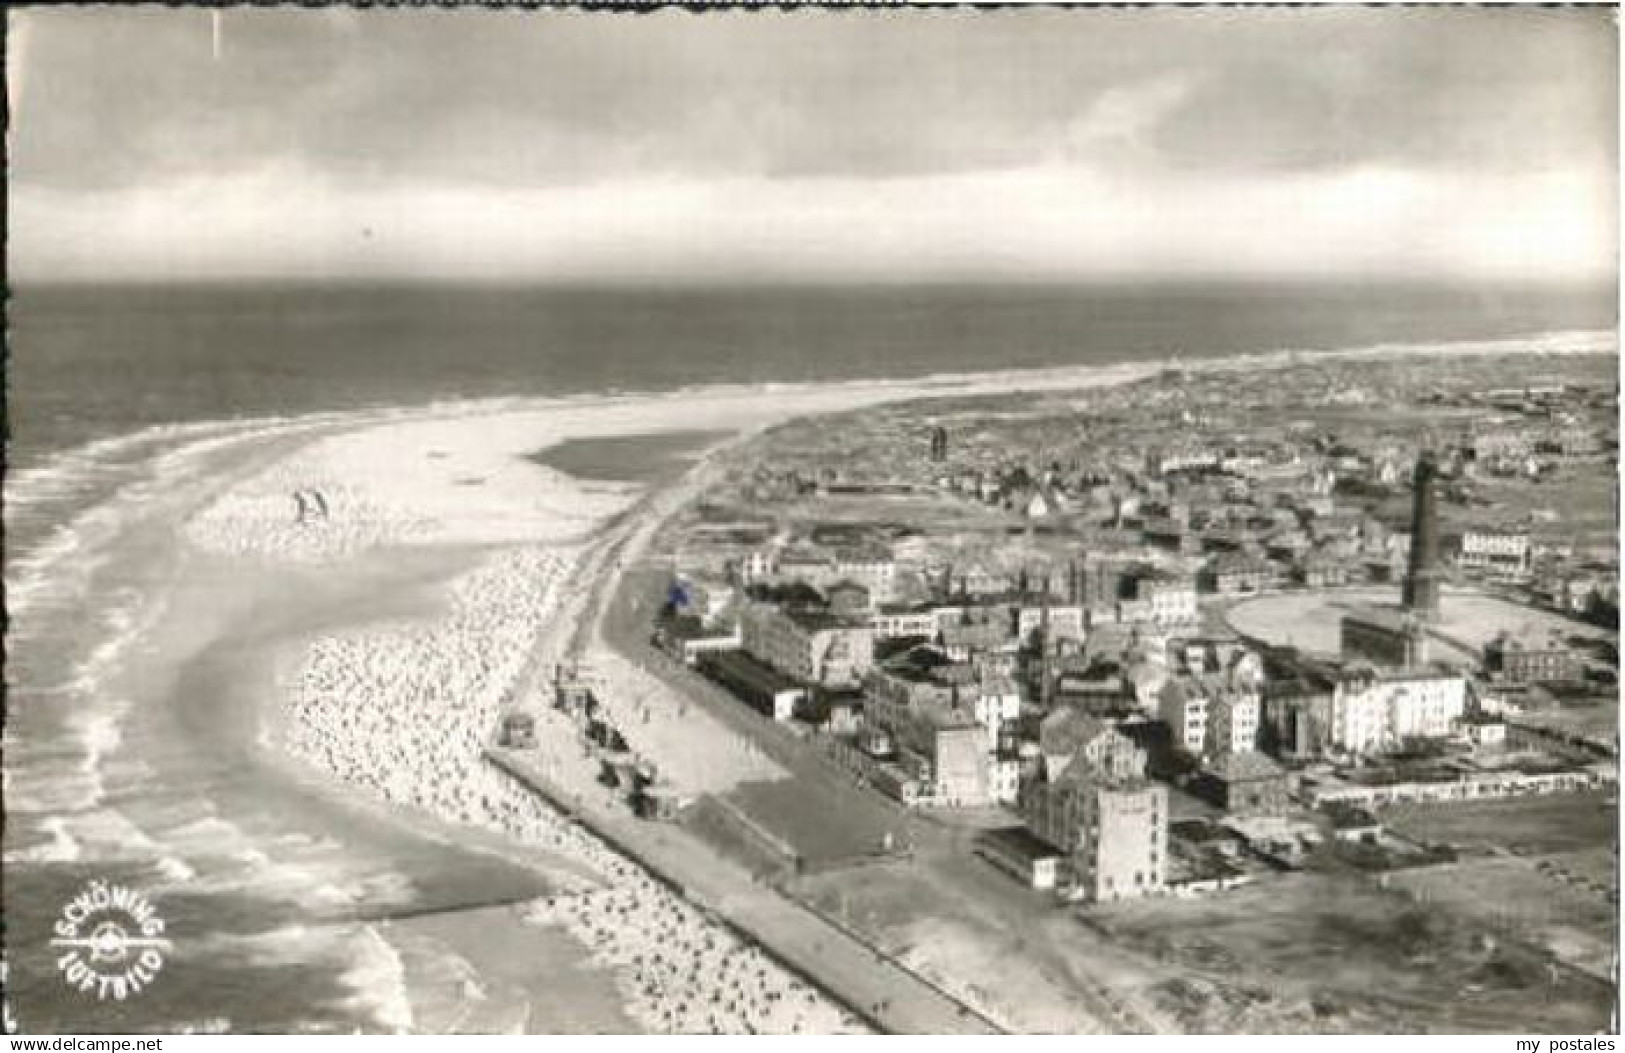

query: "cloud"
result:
(6, 6), (1616, 282)
(1064, 75), (1196, 162)
(11, 158), (1613, 284)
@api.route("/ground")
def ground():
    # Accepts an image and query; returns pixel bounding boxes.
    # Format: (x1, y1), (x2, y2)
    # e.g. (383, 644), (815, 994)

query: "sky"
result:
(6, 6), (1618, 284)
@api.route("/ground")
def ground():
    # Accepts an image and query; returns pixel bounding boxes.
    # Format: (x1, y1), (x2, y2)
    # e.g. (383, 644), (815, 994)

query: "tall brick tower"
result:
(1402, 451), (1442, 620)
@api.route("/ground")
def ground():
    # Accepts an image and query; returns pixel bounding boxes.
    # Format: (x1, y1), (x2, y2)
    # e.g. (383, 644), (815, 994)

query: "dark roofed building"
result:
(1484, 630), (1583, 685)
(976, 826), (1062, 890)
(1340, 607), (1431, 667)
(1197, 751), (1291, 815)
(699, 651), (808, 722)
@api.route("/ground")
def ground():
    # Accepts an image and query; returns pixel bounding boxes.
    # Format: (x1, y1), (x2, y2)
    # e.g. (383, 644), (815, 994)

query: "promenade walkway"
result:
(489, 748), (1001, 1035)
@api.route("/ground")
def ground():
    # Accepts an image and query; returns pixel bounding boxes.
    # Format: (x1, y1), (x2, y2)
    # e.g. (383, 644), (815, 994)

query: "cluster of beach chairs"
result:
(525, 884), (863, 1034)
(281, 547), (861, 1033)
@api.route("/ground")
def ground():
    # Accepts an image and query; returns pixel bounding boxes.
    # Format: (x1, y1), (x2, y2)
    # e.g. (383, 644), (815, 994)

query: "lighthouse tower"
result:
(1402, 452), (1443, 620)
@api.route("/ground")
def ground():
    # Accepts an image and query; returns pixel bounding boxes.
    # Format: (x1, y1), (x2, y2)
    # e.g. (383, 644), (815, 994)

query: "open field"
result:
(1517, 702), (1621, 746)
(1384, 792), (1617, 855)
(1387, 859), (1616, 980)
(1378, 793), (1617, 981)
(726, 778), (908, 869)
(1091, 872), (1615, 1033)
(601, 565), (927, 871)
(528, 430), (731, 484)
(1225, 587), (1611, 656)
(1432, 593), (1614, 650)
(791, 853), (1140, 1033)
(1540, 847), (1618, 901)
(1470, 472), (1619, 550)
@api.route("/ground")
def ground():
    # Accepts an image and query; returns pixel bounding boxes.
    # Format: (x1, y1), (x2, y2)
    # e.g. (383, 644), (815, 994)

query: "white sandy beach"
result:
(178, 386), (888, 1031)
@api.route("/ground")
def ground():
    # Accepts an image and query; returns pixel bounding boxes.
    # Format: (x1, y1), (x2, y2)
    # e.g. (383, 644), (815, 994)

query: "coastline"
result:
(4, 329), (1617, 1033)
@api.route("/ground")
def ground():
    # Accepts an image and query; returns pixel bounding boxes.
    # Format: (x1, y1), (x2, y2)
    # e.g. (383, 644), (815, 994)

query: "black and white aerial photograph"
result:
(3, 1), (1619, 1038)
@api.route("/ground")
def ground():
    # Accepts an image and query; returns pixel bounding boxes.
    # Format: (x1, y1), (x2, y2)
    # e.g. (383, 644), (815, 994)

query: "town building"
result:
(1015, 604), (1086, 645)
(1340, 608), (1431, 667)
(1458, 531), (1533, 577)
(1133, 570), (1199, 627)
(747, 544), (900, 601)
(1469, 428), (1529, 461)
(940, 615), (1012, 662)
(1072, 556), (1132, 608)
(1297, 553), (1352, 589)
(1200, 751), (1291, 815)
(1205, 554), (1272, 595)
(870, 603), (938, 640)
(699, 651), (808, 721)
(1156, 679), (1209, 755)
(738, 602), (875, 689)
(1208, 690), (1261, 756)
(970, 671), (1022, 750)
(1259, 686), (1334, 760)
(1022, 712), (1167, 902)
(1484, 630), (1583, 685)
(942, 562), (1013, 599)
(831, 549), (900, 600)
(1461, 713), (1508, 749)
(825, 580), (874, 617)
(1158, 673), (1258, 759)
(1151, 447), (1220, 476)
(902, 714), (990, 806)
(989, 753), (1022, 805)
(1328, 667), (1467, 754)
(863, 665), (1001, 807)
(656, 613), (744, 666)
(976, 827), (1061, 890)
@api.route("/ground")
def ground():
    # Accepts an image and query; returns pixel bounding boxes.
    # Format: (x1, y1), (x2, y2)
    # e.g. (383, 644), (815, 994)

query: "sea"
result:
(2, 279), (1616, 1033)
(10, 281), (1619, 465)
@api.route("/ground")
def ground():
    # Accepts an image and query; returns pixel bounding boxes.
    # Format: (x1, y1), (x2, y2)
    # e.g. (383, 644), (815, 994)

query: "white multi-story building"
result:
(744, 543), (899, 600)
(989, 755), (1022, 806)
(1329, 670), (1467, 755)
(832, 550), (899, 601)
(1136, 574), (1199, 627)
(1458, 531), (1532, 576)
(1160, 675), (1258, 758)
(870, 605), (937, 640)
(1153, 448), (1220, 475)
(972, 674), (1021, 749)
(739, 546), (779, 585)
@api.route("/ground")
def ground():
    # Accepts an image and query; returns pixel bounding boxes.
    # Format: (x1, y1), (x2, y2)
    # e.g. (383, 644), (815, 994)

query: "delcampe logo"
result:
(50, 880), (170, 1001)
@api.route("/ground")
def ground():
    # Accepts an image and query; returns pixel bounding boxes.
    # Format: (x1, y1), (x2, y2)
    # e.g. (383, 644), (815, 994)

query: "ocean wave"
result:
(337, 926), (415, 1035)
(5, 416), (347, 620)
(152, 854), (198, 883)
(2, 815), (84, 864)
